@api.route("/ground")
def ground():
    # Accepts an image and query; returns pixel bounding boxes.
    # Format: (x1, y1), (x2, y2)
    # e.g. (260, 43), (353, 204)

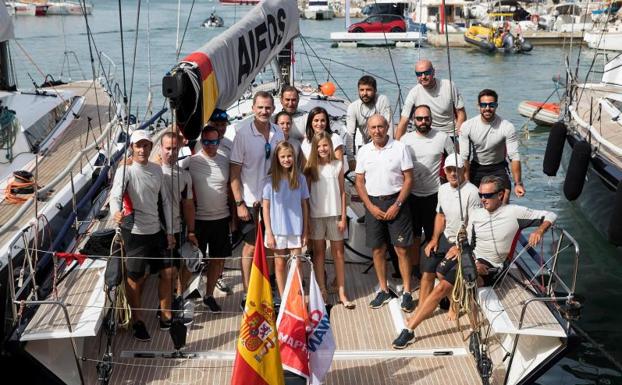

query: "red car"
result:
(348, 14), (407, 33)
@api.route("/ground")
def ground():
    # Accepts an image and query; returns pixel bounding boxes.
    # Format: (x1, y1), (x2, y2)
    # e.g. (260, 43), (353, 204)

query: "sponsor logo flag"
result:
(276, 259), (310, 379)
(307, 269), (336, 385)
(231, 225), (284, 385)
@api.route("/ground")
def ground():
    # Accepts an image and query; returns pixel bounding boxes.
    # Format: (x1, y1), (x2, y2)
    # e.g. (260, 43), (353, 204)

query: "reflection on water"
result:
(10, 2), (622, 383)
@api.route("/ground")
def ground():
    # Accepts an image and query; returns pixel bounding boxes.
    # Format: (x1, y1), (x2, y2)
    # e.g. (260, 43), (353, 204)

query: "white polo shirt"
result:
(230, 120), (285, 206)
(355, 137), (413, 197)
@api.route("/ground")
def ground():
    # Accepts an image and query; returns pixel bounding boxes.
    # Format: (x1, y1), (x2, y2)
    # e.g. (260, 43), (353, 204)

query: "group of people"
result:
(110, 58), (557, 351)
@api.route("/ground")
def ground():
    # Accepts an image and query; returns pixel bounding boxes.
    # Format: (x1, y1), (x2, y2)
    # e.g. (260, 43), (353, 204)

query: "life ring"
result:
(530, 14), (540, 24)
(608, 180), (622, 246)
(543, 122), (567, 176)
(563, 140), (591, 201)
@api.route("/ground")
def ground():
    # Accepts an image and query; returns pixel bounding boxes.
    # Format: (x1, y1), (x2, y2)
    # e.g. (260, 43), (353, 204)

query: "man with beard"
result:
(459, 89), (524, 203)
(399, 105), (454, 305)
(345, 75), (392, 170)
(231, 91), (284, 306)
(392, 175), (556, 349)
(395, 60), (466, 141)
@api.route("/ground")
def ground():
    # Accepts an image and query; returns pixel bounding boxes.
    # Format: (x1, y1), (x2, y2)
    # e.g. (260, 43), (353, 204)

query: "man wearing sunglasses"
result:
(188, 126), (233, 314)
(231, 91), (284, 295)
(399, 105), (454, 306)
(345, 75), (393, 171)
(207, 108), (233, 155)
(393, 175), (556, 349)
(355, 114), (416, 313)
(459, 89), (524, 203)
(395, 59), (466, 141)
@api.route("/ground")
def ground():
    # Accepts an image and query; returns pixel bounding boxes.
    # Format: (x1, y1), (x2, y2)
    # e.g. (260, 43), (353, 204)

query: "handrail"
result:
(0, 117), (118, 238)
(568, 104), (622, 158)
(15, 299), (85, 385)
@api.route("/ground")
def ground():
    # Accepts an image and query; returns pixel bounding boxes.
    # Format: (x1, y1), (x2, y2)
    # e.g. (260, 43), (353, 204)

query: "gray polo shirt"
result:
(161, 164), (193, 234)
(459, 115), (520, 166)
(400, 129), (454, 196)
(401, 79), (464, 136)
(345, 94), (392, 160)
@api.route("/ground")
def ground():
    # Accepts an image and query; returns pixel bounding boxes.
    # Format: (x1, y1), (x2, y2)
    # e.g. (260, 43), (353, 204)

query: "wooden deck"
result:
(0, 80), (111, 247)
(571, 87), (622, 170)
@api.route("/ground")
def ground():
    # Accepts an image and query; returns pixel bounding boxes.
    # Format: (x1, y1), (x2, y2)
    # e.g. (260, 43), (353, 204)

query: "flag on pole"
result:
(276, 259), (310, 379)
(307, 268), (336, 385)
(231, 225), (284, 385)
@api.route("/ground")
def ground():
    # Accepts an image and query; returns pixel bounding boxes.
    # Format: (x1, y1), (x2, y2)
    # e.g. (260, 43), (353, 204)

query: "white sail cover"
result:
(1, 1), (15, 43)
(180, 0), (299, 125)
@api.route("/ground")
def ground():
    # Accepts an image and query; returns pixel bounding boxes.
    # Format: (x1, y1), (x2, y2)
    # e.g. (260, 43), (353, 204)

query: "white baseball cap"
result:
(130, 130), (153, 144)
(444, 155), (464, 169)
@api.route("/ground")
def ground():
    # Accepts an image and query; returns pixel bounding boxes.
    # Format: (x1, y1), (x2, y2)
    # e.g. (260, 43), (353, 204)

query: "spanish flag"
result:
(231, 225), (285, 385)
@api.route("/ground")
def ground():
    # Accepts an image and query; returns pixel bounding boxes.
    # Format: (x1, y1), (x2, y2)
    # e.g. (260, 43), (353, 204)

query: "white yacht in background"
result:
(303, 0), (334, 20)
(46, 1), (93, 16)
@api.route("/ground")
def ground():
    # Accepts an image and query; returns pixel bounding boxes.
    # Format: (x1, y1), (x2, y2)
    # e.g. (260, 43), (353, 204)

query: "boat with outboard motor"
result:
(464, 24), (533, 53)
(1, 1), (584, 384)
(543, 53), (622, 246)
(202, 11), (224, 28)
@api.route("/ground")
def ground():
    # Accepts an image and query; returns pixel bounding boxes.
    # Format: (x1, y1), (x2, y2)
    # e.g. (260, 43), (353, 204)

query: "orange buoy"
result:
(320, 81), (336, 97)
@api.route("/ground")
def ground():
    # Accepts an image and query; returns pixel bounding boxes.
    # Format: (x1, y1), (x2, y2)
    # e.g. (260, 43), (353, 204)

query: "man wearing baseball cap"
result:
(110, 129), (174, 341)
(208, 108), (233, 156)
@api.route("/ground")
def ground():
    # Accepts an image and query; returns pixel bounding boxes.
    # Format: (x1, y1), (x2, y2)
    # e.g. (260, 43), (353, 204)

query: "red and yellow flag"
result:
(231, 225), (284, 385)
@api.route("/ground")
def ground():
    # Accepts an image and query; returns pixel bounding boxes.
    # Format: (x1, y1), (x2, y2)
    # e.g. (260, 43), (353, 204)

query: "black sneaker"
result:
(369, 290), (392, 309)
(159, 317), (172, 331)
(439, 297), (451, 311)
(182, 300), (194, 326)
(392, 328), (415, 349)
(132, 321), (151, 341)
(203, 296), (222, 313)
(401, 292), (415, 313)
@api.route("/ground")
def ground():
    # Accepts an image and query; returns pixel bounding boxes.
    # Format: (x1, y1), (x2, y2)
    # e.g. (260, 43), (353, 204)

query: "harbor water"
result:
(9, 1), (622, 383)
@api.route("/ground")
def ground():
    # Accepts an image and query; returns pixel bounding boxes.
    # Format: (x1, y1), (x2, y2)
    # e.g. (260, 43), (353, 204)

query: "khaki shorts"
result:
(310, 216), (344, 241)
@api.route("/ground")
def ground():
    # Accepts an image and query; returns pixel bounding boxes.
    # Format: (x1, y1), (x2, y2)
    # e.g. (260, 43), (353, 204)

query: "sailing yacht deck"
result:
(0, 80), (111, 247)
(571, 87), (622, 170)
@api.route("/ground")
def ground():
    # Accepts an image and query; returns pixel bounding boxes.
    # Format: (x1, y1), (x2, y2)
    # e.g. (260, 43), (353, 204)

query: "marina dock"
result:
(330, 32), (426, 47)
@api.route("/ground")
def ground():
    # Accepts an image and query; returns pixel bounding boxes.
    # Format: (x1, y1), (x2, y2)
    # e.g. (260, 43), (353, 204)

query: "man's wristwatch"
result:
(515, 181), (523, 186)
(235, 200), (244, 207)
(395, 200), (403, 208)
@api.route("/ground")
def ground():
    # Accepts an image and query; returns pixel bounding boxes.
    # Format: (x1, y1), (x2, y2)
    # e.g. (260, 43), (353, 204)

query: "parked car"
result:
(347, 14), (407, 33)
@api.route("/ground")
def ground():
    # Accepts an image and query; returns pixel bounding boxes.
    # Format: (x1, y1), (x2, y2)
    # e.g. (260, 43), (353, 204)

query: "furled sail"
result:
(163, 0), (299, 140)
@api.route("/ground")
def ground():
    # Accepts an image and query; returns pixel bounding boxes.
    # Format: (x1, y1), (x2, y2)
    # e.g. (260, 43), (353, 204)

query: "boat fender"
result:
(563, 140), (591, 201)
(543, 122), (567, 176)
(607, 181), (622, 246)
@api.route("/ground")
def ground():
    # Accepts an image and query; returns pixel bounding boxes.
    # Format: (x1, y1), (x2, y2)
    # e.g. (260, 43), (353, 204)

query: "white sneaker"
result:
(182, 300), (194, 326)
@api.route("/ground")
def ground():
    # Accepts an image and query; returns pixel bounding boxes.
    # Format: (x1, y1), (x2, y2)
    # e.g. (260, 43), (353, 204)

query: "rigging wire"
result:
(175, 0), (198, 61)
(117, 0), (128, 104)
(126, 0), (143, 124)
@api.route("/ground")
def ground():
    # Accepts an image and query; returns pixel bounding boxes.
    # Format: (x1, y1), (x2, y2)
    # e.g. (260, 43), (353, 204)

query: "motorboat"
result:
(517, 100), (560, 126)
(464, 24), (533, 53)
(202, 13), (224, 28)
(411, 0), (468, 33)
(303, 0), (334, 20)
(584, 16), (622, 51)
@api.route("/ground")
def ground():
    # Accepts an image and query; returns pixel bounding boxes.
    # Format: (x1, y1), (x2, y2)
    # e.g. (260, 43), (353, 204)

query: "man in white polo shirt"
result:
(399, 104), (454, 306)
(230, 91), (284, 295)
(395, 59), (466, 140)
(355, 114), (416, 313)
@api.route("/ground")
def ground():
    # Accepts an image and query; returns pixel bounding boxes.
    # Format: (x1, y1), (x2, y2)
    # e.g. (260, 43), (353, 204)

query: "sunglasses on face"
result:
(479, 191), (500, 199)
(201, 138), (220, 146)
(264, 142), (271, 160)
(479, 102), (498, 109)
(415, 69), (433, 77)
(414, 116), (431, 122)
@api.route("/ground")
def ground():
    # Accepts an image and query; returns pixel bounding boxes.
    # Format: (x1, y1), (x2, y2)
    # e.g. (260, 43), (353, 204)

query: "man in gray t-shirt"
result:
(395, 59), (466, 140)
(345, 75), (392, 170)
